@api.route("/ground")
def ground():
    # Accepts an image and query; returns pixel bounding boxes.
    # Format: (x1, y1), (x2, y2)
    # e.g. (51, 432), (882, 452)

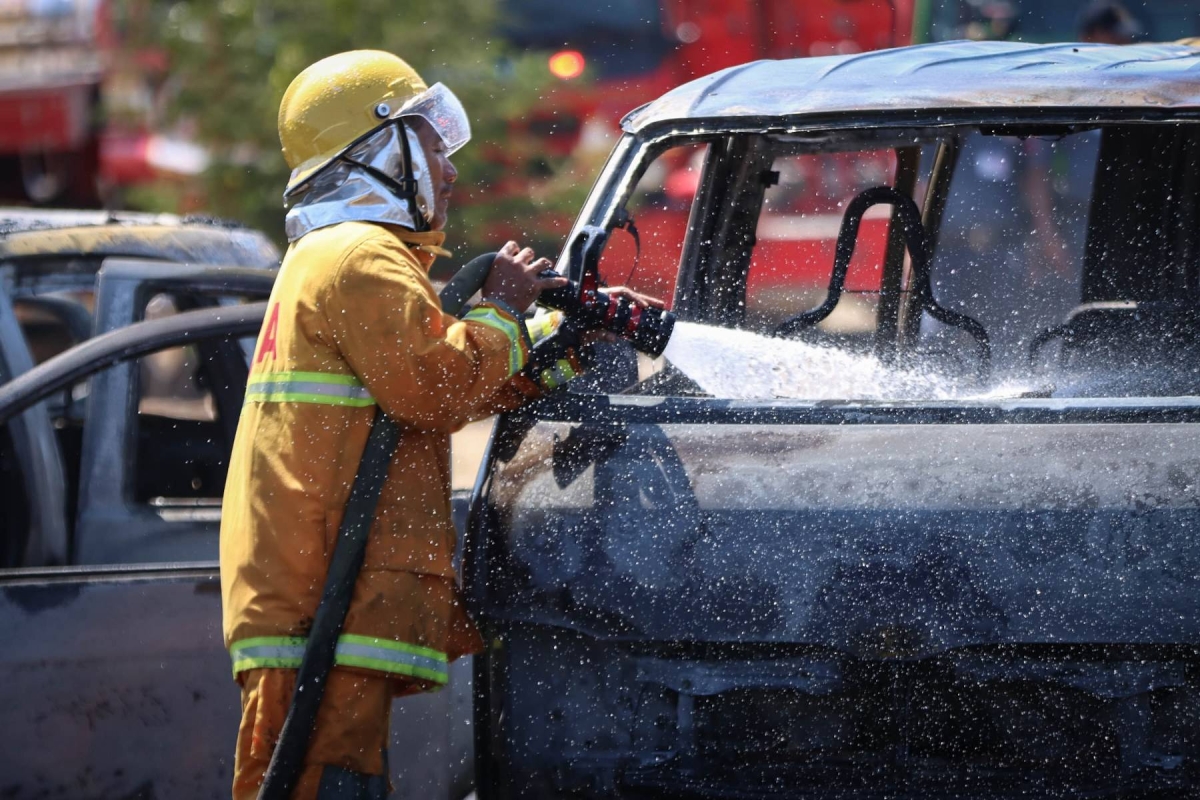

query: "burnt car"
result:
(0, 213), (281, 799)
(466, 41), (1200, 797)
(0, 210), (280, 568)
(0, 214), (472, 798)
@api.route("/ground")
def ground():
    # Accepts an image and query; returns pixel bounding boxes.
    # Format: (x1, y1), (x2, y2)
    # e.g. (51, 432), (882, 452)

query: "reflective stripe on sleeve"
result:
(229, 634), (449, 684)
(244, 371), (376, 407)
(463, 305), (526, 376)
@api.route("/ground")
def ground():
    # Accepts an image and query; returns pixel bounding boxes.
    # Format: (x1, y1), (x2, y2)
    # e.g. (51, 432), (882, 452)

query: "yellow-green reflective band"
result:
(524, 310), (563, 346)
(229, 635), (307, 672)
(229, 635), (449, 684)
(464, 306), (526, 376)
(245, 371), (376, 407)
(539, 358), (578, 390)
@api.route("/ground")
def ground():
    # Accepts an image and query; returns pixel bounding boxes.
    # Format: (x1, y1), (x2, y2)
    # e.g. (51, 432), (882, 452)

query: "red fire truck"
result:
(0, 0), (111, 205)
(501, 0), (918, 315)
(0, 0), (205, 207)
(500, 1), (1200, 318)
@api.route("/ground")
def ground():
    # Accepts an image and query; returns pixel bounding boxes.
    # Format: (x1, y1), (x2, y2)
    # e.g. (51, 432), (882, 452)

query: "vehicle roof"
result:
(622, 40), (1200, 134)
(0, 209), (280, 268)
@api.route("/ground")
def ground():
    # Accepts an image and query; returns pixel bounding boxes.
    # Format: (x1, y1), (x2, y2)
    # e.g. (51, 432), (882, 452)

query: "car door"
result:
(73, 259), (276, 565)
(0, 264), (273, 799)
(0, 300), (266, 800)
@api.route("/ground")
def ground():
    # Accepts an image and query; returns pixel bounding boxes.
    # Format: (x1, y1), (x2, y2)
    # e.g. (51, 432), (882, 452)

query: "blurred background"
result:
(0, 0), (1197, 273)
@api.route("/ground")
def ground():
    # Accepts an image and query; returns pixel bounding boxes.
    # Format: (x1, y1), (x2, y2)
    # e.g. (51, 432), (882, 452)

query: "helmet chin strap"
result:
(341, 120), (431, 232)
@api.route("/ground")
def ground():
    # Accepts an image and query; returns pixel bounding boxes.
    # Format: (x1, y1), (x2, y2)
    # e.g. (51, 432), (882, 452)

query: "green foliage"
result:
(140, 0), (579, 256)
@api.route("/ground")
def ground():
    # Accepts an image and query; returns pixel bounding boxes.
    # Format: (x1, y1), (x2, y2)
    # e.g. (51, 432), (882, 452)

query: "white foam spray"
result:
(662, 321), (990, 401)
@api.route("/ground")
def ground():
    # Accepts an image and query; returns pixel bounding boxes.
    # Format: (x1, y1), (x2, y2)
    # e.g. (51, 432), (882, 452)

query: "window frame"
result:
(557, 117), (1200, 408)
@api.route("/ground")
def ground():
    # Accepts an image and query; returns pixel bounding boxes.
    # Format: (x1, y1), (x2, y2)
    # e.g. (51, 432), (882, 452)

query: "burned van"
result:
(467, 41), (1200, 798)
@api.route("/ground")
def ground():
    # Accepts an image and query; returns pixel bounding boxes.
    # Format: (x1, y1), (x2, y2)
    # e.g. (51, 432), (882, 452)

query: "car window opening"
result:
(0, 421), (30, 566)
(574, 122), (1199, 405)
(133, 293), (253, 512)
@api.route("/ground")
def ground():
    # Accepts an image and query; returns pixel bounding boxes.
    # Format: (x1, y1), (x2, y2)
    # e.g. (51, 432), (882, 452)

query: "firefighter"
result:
(220, 50), (571, 798)
(1078, 1), (1142, 45)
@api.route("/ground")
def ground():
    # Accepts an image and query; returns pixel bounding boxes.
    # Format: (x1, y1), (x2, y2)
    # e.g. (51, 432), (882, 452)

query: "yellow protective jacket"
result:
(220, 220), (537, 689)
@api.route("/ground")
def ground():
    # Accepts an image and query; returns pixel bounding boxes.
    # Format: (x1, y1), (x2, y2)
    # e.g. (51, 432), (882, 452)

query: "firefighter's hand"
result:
(483, 241), (568, 313)
(605, 286), (665, 309)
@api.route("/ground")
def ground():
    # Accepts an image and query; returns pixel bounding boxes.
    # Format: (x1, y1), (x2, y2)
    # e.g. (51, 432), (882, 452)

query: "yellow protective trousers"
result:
(233, 667), (429, 799)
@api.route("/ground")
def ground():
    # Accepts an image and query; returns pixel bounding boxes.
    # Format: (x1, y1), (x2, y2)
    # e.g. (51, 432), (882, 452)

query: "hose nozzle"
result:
(438, 237), (677, 358)
(536, 270), (675, 358)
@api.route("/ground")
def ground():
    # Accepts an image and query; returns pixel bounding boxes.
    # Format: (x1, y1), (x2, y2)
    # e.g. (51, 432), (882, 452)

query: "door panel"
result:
(76, 260), (274, 565)
(0, 571), (471, 798)
(481, 419), (1200, 650)
(0, 567), (235, 798)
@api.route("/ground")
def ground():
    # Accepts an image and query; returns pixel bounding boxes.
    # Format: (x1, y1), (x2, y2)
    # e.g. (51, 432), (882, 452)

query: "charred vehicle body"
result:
(0, 210), (279, 569)
(467, 42), (1200, 798)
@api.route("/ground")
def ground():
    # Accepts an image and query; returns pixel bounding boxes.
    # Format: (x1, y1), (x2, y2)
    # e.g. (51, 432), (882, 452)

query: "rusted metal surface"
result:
(0, 208), (280, 268)
(623, 41), (1200, 134)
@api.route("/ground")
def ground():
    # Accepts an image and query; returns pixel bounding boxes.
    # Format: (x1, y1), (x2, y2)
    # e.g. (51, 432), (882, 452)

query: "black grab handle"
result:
(775, 187), (913, 335)
(774, 186), (990, 380)
(438, 251), (498, 317)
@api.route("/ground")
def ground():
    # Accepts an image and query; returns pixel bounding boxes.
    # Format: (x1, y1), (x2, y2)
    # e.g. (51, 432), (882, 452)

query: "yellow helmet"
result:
(278, 50), (471, 197)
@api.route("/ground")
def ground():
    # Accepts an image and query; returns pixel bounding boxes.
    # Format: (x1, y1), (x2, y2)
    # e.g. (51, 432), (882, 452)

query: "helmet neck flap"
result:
(284, 121), (437, 243)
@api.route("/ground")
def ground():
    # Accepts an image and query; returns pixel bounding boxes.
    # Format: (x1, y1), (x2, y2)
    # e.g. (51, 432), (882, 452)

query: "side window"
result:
(138, 294), (216, 422)
(8, 256), (103, 363)
(926, 131), (1097, 375)
(132, 294), (249, 508)
(12, 291), (93, 364)
(745, 149), (898, 341)
(598, 142), (708, 306)
(1, 328), (252, 568)
(70, 329), (252, 565)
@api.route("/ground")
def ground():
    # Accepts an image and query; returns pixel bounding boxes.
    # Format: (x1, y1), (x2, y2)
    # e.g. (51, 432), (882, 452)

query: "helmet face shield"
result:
(394, 82), (471, 155)
(283, 80), (471, 202)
